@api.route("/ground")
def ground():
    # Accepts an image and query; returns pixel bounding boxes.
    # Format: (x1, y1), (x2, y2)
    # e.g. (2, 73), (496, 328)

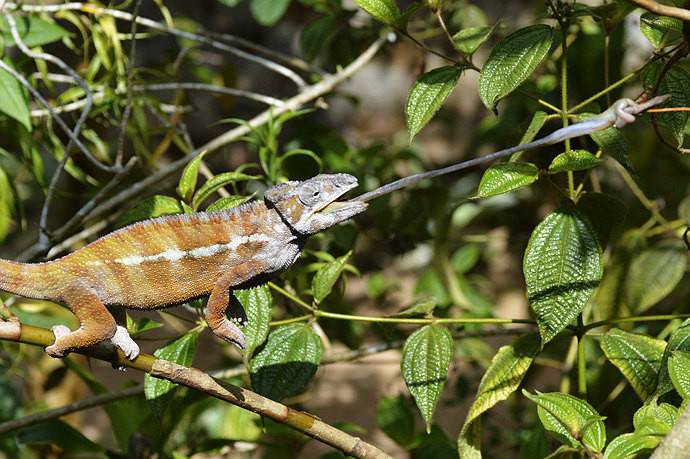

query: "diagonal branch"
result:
(0, 320), (392, 459)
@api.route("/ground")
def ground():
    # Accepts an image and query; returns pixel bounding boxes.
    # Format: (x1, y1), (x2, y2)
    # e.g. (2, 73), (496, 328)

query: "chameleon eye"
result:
(298, 183), (321, 206)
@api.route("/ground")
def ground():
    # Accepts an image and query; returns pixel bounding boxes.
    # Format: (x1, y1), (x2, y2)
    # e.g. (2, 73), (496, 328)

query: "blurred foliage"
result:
(0, 0), (689, 457)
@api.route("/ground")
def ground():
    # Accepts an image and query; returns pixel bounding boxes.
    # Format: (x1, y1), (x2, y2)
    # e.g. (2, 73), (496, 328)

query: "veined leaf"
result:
(354, 0), (401, 27)
(176, 150), (207, 202)
(604, 433), (660, 459)
(457, 418), (482, 459)
(236, 285), (273, 353)
(401, 325), (453, 432)
(641, 64), (690, 145)
(192, 172), (259, 210)
(116, 196), (184, 228)
(312, 250), (352, 304)
(145, 332), (199, 419)
(626, 238), (687, 315)
(249, 324), (323, 401)
(524, 209), (602, 344)
(205, 192), (257, 212)
(406, 66), (462, 143)
(601, 328), (665, 401)
(460, 332), (540, 448)
(640, 12), (683, 48)
(452, 24), (499, 54)
(548, 149), (604, 174)
(477, 162), (539, 197)
(668, 351), (690, 400)
(655, 319), (690, 397)
(479, 24), (553, 111)
(524, 391), (606, 453)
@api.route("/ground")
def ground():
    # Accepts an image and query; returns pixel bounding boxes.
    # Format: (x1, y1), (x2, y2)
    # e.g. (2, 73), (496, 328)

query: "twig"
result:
(626, 0), (690, 21)
(0, 321), (392, 459)
(4, 2), (308, 89)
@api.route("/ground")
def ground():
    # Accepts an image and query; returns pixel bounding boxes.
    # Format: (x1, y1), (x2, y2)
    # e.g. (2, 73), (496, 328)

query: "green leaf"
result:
(388, 297), (438, 318)
(548, 149), (604, 174)
(177, 150), (207, 202)
(249, 324), (323, 401)
(376, 396), (416, 447)
(192, 172), (259, 210)
(633, 401), (677, 435)
(205, 192), (257, 212)
(236, 285), (273, 353)
(477, 162), (539, 197)
(524, 391), (606, 452)
(2, 16), (72, 47)
(463, 333), (540, 427)
(603, 433), (660, 459)
(116, 196), (184, 228)
(311, 250), (351, 304)
(513, 111), (549, 161)
(130, 317), (164, 337)
(301, 16), (335, 62)
(626, 238), (687, 315)
(144, 332), (199, 419)
(641, 64), (690, 145)
(457, 418), (482, 459)
(249, 0), (291, 26)
(601, 328), (665, 401)
(523, 208), (602, 344)
(668, 351), (690, 399)
(406, 66), (462, 142)
(354, 0), (401, 27)
(479, 24), (553, 111)
(578, 113), (632, 171)
(401, 325), (453, 432)
(655, 319), (690, 397)
(16, 419), (104, 453)
(0, 57), (31, 130)
(452, 24), (498, 54)
(640, 13), (683, 48)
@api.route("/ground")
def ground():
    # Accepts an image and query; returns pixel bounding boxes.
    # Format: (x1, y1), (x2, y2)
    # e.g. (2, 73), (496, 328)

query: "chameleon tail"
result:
(0, 258), (60, 301)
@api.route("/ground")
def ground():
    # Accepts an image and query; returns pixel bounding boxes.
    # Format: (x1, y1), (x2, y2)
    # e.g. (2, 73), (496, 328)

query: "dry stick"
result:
(0, 321), (391, 459)
(350, 95), (672, 203)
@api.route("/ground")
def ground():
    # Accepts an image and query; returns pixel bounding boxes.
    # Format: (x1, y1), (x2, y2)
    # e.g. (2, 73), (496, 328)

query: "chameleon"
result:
(0, 174), (367, 360)
(0, 95), (670, 361)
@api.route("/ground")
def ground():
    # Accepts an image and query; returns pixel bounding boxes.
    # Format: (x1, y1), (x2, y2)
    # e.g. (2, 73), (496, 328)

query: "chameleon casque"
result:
(0, 95), (671, 361)
(0, 174), (367, 360)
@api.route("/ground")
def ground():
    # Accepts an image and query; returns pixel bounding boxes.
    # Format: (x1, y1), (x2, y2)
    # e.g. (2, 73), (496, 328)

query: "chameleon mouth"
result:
(319, 200), (367, 214)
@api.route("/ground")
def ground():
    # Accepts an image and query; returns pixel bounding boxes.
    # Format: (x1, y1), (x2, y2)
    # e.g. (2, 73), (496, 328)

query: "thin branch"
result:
(115, 0), (143, 167)
(627, 0), (690, 21)
(4, 2), (308, 89)
(0, 322), (392, 459)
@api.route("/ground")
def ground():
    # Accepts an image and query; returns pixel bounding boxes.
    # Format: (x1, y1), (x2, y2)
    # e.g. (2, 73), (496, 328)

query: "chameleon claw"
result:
(45, 325), (72, 358)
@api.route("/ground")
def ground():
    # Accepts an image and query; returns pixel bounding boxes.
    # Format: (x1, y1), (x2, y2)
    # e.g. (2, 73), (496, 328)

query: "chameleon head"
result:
(264, 173), (368, 235)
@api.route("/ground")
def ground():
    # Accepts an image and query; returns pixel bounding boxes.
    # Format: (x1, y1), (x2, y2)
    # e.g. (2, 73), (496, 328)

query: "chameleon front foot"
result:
(45, 324), (140, 360)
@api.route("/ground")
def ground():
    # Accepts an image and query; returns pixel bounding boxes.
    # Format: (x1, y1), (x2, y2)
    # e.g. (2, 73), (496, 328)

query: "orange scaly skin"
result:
(0, 174), (367, 360)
